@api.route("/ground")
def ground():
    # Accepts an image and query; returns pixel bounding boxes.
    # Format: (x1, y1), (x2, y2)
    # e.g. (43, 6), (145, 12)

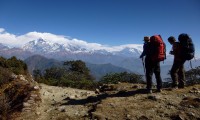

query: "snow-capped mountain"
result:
(0, 38), (145, 75)
(22, 38), (67, 53)
(1, 38), (199, 80)
(22, 38), (143, 57)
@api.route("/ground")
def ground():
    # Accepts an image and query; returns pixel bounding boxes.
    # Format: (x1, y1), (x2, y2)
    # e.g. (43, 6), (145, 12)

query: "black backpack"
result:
(178, 33), (195, 60)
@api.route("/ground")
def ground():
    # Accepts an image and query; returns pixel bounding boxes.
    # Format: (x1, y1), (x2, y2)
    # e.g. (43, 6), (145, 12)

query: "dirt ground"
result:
(18, 83), (200, 120)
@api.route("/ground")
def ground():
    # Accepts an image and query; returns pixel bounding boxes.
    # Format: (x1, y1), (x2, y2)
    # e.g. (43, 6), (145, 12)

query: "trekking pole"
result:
(142, 57), (146, 77)
(190, 60), (193, 69)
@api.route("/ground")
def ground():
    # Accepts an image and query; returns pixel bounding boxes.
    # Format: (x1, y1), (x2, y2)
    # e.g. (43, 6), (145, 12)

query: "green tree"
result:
(33, 69), (43, 82)
(64, 60), (94, 81)
(6, 56), (28, 75)
(0, 57), (6, 67)
(44, 67), (65, 79)
(100, 72), (144, 84)
(39, 60), (97, 90)
(0, 67), (12, 86)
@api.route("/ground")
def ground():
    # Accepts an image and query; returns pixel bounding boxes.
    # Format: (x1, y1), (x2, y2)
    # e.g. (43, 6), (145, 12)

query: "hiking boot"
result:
(156, 89), (162, 93)
(172, 86), (178, 90)
(178, 84), (185, 89)
(146, 89), (152, 94)
(178, 86), (184, 89)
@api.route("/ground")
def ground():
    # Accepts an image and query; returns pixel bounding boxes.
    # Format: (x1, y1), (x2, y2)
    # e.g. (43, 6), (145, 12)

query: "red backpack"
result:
(149, 35), (166, 62)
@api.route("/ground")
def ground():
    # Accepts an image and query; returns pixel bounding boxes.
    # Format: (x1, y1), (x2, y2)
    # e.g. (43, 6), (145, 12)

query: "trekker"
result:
(140, 35), (164, 93)
(168, 36), (185, 89)
(140, 36), (150, 59)
(168, 34), (195, 89)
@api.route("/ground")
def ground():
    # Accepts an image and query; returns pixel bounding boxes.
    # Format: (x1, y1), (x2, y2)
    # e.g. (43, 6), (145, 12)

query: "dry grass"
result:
(0, 93), (10, 120)
(0, 78), (35, 120)
(180, 97), (200, 108)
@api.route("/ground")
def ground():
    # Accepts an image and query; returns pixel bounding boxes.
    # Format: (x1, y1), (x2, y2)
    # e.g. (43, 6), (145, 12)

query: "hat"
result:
(143, 36), (150, 41)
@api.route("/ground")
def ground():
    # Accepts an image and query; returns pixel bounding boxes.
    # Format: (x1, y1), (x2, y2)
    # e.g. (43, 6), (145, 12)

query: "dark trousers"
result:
(145, 58), (162, 90)
(170, 60), (186, 87)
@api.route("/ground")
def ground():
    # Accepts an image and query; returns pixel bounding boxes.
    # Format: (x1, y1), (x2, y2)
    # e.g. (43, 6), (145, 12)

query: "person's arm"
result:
(172, 43), (179, 55)
(140, 44), (147, 58)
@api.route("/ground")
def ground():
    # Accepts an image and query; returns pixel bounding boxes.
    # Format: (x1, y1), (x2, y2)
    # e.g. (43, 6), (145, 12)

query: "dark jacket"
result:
(140, 42), (150, 58)
(171, 42), (182, 61)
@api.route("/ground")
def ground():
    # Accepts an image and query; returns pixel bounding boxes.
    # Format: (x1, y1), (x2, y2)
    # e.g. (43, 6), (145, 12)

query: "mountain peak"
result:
(35, 38), (46, 44)
(22, 38), (63, 53)
(21, 39), (143, 57)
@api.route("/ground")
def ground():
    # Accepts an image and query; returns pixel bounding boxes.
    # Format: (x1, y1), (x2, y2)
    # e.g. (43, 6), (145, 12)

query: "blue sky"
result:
(0, 0), (200, 55)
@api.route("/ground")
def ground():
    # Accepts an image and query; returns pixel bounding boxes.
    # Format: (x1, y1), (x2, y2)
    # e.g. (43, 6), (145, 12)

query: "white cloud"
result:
(0, 32), (18, 47)
(16, 31), (69, 46)
(0, 28), (143, 52)
(0, 28), (107, 50)
(0, 28), (5, 33)
(0, 29), (72, 47)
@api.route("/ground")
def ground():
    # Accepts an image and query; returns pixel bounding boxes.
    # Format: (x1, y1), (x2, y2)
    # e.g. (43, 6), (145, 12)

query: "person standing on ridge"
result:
(140, 35), (164, 93)
(168, 34), (194, 89)
(168, 36), (184, 89)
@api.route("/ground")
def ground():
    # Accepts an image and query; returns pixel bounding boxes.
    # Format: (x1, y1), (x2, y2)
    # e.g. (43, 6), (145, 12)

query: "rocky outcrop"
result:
(0, 73), (41, 120)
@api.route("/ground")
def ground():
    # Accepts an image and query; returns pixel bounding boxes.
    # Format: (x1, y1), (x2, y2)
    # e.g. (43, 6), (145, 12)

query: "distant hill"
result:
(24, 55), (131, 80)
(86, 63), (131, 80)
(24, 55), (63, 74)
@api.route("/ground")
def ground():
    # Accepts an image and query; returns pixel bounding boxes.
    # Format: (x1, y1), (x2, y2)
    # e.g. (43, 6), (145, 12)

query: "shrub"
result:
(185, 66), (200, 85)
(0, 56), (32, 119)
(0, 67), (13, 86)
(0, 93), (10, 120)
(37, 60), (97, 90)
(100, 72), (144, 84)
(0, 80), (33, 120)
(163, 66), (200, 88)
(0, 56), (28, 75)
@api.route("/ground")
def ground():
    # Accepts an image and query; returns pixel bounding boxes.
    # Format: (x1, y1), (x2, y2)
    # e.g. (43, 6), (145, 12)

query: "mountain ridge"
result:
(24, 55), (131, 80)
(1, 38), (200, 81)
(0, 38), (143, 62)
(22, 38), (143, 57)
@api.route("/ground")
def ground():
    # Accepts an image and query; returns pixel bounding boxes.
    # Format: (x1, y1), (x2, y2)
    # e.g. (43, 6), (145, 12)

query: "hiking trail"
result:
(18, 83), (200, 120)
